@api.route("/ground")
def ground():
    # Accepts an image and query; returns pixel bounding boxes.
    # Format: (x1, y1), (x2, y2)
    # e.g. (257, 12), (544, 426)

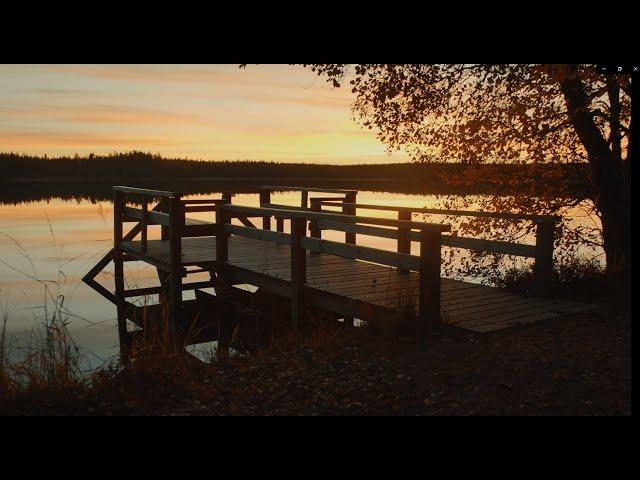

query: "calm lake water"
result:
(0, 190), (602, 369)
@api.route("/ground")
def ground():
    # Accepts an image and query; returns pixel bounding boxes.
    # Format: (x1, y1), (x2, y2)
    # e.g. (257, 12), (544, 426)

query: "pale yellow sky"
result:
(0, 64), (409, 164)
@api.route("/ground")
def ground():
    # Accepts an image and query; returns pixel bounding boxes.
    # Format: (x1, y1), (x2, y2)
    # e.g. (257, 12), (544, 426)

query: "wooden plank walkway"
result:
(85, 185), (603, 360)
(120, 235), (597, 333)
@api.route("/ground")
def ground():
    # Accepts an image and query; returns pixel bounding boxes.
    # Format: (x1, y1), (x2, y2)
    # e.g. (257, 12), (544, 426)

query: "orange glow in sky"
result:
(0, 64), (409, 164)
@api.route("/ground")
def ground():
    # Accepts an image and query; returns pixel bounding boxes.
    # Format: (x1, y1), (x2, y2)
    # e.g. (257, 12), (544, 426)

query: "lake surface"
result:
(0, 190), (602, 369)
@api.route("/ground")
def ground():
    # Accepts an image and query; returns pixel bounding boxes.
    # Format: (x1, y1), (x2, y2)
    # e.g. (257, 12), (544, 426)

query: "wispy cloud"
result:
(0, 104), (209, 126)
(0, 64), (408, 164)
(34, 86), (104, 96)
(0, 131), (180, 148)
(44, 64), (239, 84)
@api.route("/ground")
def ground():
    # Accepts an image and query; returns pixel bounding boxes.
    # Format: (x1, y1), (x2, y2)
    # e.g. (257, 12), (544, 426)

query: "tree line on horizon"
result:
(0, 151), (588, 195)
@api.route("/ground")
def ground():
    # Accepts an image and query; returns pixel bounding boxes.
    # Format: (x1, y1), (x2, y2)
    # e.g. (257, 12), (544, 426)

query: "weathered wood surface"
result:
(318, 201), (560, 223)
(222, 204), (451, 232)
(260, 186), (358, 195)
(113, 186), (176, 197)
(119, 235), (597, 333)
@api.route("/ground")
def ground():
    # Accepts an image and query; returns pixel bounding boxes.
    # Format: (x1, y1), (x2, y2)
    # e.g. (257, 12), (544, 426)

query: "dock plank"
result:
(119, 235), (597, 333)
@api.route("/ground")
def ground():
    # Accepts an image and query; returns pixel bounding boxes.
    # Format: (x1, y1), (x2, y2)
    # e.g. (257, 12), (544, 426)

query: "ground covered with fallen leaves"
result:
(1, 309), (631, 416)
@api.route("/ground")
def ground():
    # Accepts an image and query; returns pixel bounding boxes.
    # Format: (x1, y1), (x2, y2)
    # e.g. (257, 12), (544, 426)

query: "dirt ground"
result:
(1, 308), (631, 416)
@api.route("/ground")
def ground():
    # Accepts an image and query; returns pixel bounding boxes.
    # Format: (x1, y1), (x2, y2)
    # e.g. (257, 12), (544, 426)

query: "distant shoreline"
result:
(1, 151), (590, 202)
(4, 176), (402, 184)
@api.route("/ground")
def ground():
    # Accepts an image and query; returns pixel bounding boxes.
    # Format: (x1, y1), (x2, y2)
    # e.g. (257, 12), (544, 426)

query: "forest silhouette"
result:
(1, 151), (589, 203)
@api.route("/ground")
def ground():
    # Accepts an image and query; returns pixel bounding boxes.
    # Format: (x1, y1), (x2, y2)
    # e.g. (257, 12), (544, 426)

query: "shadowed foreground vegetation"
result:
(0, 308), (630, 416)
(0, 259), (629, 416)
(493, 257), (609, 303)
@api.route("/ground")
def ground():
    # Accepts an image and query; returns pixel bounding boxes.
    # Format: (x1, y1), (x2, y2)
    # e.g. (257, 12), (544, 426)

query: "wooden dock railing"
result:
(258, 187), (357, 328)
(258, 186), (357, 240)
(107, 187), (235, 356)
(82, 185), (569, 361)
(215, 203), (451, 330)
(316, 201), (559, 296)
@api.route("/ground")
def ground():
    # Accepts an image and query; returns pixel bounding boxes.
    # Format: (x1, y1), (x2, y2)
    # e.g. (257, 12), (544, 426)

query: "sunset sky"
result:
(0, 64), (409, 164)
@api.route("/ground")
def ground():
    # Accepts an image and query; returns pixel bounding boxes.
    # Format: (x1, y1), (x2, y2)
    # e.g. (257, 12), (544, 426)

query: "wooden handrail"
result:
(226, 223), (420, 270)
(302, 236), (420, 271)
(220, 194), (445, 331)
(318, 201), (560, 223)
(225, 224), (290, 245)
(265, 204), (308, 213)
(124, 207), (171, 226)
(260, 185), (358, 195)
(219, 204), (451, 233)
(309, 196), (346, 202)
(316, 219), (537, 258)
(113, 186), (177, 197)
(183, 205), (221, 213)
(316, 199), (558, 290)
(267, 197), (346, 212)
(222, 219), (442, 330)
(182, 199), (229, 205)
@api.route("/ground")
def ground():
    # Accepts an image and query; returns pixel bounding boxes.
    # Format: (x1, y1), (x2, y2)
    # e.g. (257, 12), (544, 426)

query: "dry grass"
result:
(0, 289), (85, 402)
(494, 255), (607, 301)
(0, 218), (91, 402)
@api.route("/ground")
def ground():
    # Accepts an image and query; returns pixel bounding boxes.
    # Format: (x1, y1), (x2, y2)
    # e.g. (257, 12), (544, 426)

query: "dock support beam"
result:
(342, 192), (357, 327)
(309, 198), (321, 256)
(397, 209), (411, 273)
(158, 197), (169, 241)
(113, 189), (130, 360)
(290, 217), (307, 330)
(215, 203), (231, 360)
(167, 195), (184, 351)
(343, 192), (357, 244)
(533, 220), (555, 297)
(419, 230), (442, 332)
(259, 189), (271, 230)
(216, 204), (230, 270)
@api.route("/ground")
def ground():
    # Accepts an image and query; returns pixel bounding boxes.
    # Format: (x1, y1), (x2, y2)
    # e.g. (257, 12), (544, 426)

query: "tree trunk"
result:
(600, 203), (628, 295)
(558, 66), (630, 303)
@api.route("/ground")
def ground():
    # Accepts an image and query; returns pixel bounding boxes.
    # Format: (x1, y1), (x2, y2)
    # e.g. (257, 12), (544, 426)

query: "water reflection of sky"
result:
(0, 190), (602, 368)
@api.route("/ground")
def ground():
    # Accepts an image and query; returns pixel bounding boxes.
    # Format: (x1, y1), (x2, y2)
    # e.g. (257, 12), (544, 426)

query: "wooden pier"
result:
(83, 186), (597, 359)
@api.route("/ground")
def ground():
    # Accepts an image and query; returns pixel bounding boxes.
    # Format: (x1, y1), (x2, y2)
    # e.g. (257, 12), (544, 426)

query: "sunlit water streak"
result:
(0, 191), (602, 369)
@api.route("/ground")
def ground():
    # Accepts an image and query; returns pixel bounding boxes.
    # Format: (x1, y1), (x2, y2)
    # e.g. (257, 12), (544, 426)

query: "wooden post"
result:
(159, 197), (169, 241)
(290, 217), (307, 330)
(113, 190), (129, 360)
(167, 195), (184, 351)
(214, 203), (231, 359)
(215, 204), (230, 276)
(533, 220), (555, 297)
(276, 217), (284, 232)
(309, 198), (321, 238)
(141, 196), (148, 254)
(419, 230), (442, 332)
(259, 189), (271, 230)
(343, 192), (356, 326)
(397, 209), (411, 273)
(343, 192), (357, 244)
(301, 190), (309, 209)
